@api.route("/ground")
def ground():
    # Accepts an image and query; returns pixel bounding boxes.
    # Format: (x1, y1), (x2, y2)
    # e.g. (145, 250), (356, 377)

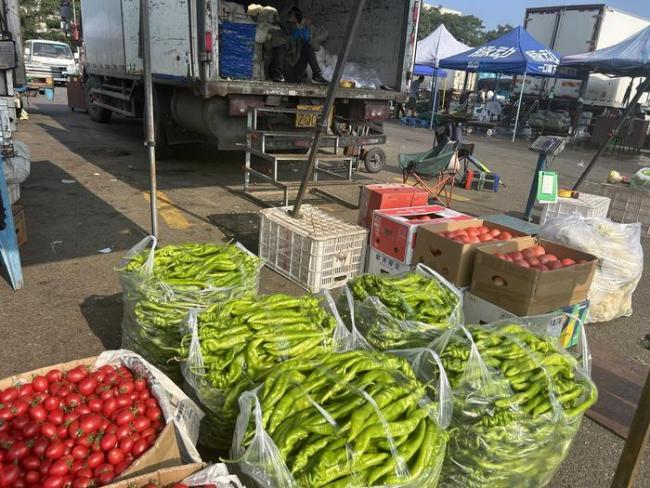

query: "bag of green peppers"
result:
(338, 264), (463, 351)
(117, 235), (263, 383)
(231, 350), (450, 488)
(180, 292), (346, 451)
(428, 320), (598, 488)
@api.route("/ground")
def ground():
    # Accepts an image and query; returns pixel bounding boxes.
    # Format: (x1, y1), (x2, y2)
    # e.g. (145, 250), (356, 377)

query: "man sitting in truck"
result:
(269, 7), (329, 85)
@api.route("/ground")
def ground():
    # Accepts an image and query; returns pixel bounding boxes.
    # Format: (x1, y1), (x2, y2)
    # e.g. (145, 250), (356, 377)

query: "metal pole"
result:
(512, 71), (527, 142)
(429, 67), (440, 131)
(72, 0), (77, 25)
(573, 77), (649, 190)
(141, 0), (158, 237)
(291, 0), (367, 217)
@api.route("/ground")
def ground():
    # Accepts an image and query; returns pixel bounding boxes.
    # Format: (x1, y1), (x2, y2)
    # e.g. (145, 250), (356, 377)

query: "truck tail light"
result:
(205, 32), (213, 52)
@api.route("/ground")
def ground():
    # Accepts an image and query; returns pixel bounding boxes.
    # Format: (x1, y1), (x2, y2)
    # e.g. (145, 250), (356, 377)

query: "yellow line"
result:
(452, 194), (470, 202)
(143, 191), (192, 229)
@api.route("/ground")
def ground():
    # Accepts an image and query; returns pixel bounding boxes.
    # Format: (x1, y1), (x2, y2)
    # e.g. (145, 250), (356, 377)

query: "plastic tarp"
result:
(415, 24), (470, 68)
(560, 25), (650, 77)
(440, 26), (561, 77)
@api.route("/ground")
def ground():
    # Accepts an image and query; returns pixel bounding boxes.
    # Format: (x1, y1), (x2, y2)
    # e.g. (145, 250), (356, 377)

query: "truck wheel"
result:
(363, 147), (386, 173)
(85, 77), (112, 123)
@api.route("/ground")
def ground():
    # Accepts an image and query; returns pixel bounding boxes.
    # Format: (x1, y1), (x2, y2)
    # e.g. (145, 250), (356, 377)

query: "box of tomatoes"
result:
(104, 462), (244, 488)
(412, 219), (528, 286)
(0, 351), (203, 488)
(471, 237), (597, 316)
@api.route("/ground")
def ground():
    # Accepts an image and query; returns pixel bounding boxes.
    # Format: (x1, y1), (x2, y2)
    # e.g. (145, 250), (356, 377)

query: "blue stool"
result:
(0, 156), (24, 289)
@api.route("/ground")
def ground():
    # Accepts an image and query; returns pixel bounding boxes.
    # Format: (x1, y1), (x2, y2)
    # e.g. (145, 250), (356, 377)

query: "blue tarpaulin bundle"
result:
(219, 21), (256, 80)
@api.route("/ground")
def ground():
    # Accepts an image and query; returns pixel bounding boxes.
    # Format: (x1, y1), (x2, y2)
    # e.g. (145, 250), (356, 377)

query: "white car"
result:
(24, 39), (78, 85)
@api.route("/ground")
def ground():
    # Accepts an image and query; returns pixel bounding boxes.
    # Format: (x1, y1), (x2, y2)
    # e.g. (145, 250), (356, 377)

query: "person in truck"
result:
(269, 6), (329, 85)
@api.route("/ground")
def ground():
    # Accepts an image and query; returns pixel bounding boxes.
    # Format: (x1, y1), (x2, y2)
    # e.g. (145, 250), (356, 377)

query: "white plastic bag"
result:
(3, 140), (30, 184)
(181, 463), (244, 487)
(538, 214), (643, 323)
(630, 167), (650, 190)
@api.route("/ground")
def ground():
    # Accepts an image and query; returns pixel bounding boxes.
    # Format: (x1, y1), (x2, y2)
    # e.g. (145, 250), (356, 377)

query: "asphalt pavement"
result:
(1, 89), (648, 487)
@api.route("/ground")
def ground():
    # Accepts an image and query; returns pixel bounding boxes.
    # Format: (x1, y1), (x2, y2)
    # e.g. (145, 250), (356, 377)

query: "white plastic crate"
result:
(259, 205), (368, 292)
(539, 192), (610, 226)
(601, 183), (650, 238)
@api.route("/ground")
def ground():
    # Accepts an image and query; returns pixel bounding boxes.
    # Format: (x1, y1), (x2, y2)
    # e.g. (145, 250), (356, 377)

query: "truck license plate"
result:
(295, 105), (322, 128)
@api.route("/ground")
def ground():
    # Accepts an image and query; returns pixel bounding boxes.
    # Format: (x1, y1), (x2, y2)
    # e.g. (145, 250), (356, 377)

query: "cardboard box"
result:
(366, 247), (414, 275)
(462, 290), (588, 348)
(357, 184), (429, 228)
(471, 237), (597, 316)
(412, 219), (528, 286)
(12, 203), (27, 246)
(371, 205), (472, 264)
(0, 357), (186, 481)
(105, 464), (205, 488)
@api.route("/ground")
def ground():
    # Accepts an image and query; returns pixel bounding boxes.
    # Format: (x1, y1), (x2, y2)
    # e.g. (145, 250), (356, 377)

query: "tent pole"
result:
(441, 77), (448, 111)
(291, 0), (366, 217)
(512, 72), (527, 142)
(141, 0), (158, 238)
(572, 77), (649, 190)
(429, 67), (439, 130)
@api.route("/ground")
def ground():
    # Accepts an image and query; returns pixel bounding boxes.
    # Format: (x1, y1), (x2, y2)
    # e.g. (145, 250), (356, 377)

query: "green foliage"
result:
(418, 7), (513, 47)
(20, 0), (78, 43)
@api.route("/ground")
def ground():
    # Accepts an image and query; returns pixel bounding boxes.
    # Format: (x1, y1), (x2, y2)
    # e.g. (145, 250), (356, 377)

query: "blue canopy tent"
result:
(440, 26), (562, 141)
(413, 64), (448, 77)
(560, 25), (650, 190)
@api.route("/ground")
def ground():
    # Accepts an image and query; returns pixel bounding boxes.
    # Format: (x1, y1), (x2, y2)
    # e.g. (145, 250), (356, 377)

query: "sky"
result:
(426, 0), (650, 28)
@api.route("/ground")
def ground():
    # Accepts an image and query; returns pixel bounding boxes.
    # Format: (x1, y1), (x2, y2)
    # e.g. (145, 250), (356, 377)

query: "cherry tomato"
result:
(87, 398), (102, 414)
(140, 427), (156, 443)
(76, 405), (91, 416)
(0, 408), (12, 422)
(21, 454), (41, 471)
(48, 409), (64, 426)
(24, 470), (40, 484)
(133, 378), (147, 392)
(117, 381), (134, 395)
(114, 460), (130, 476)
(49, 459), (70, 476)
(10, 400), (29, 417)
(0, 464), (21, 487)
(65, 394), (82, 409)
(28, 405), (47, 422)
(63, 411), (80, 425)
(115, 424), (132, 440)
(42, 475), (65, 488)
(13, 413), (30, 429)
(139, 390), (152, 401)
(67, 420), (81, 440)
(44, 396), (62, 412)
(22, 421), (40, 439)
(46, 441), (67, 460)
(101, 398), (117, 418)
(144, 398), (158, 409)
(18, 384), (34, 398)
(100, 433), (117, 452)
(56, 425), (69, 440)
(41, 422), (58, 438)
(76, 468), (93, 480)
(39, 458), (54, 476)
(0, 387), (19, 404)
(79, 414), (102, 434)
(63, 438), (75, 449)
(118, 436), (133, 453)
(46, 369), (63, 383)
(71, 445), (89, 460)
(72, 478), (94, 488)
(115, 394), (132, 409)
(6, 440), (30, 461)
(77, 378), (97, 397)
(66, 368), (88, 384)
(106, 447), (125, 466)
(114, 409), (134, 426)
(32, 376), (49, 393)
(31, 437), (49, 457)
(131, 438), (149, 458)
(86, 451), (104, 469)
(94, 463), (114, 484)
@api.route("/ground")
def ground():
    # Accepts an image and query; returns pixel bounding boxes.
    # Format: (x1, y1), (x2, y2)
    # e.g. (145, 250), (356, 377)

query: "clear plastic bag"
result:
(630, 167), (650, 190)
(429, 321), (597, 487)
(232, 350), (449, 488)
(338, 264), (463, 351)
(538, 214), (643, 323)
(181, 463), (244, 487)
(181, 292), (346, 451)
(117, 236), (263, 383)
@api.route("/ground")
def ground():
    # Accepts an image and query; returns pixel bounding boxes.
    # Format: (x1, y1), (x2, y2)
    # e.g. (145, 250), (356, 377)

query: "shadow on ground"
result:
(80, 293), (124, 350)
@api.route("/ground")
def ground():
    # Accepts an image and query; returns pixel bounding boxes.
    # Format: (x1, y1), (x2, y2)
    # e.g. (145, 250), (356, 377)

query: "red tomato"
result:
(499, 231), (513, 241)
(40, 459), (54, 476)
(100, 434), (117, 452)
(114, 409), (134, 426)
(56, 425), (69, 440)
(117, 437), (134, 453)
(46, 442), (66, 460)
(561, 258), (576, 266)
(32, 376), (49, 393)
(106, 447), (125, 466)
(115, 394), (133, 410)
(86, 451), (104, 469)
(466, 228), (480, 237)
(31, 437), (49, 457)
(477, 226), (490, 234)
(144, 398), (158, 409)
(77, 378), (97, 398)
(509, 251), (523, 261)
(41, 422), (58, 439)
(514, 259), (531, 268)
(478, 234), (493, 242)
(6, 440), (30, 461)
(101, 398), (118, 418)
(86, 398), (102, 414)
(79, 415), (102, 434)
(71, 445), (89, 460)
(66, 368), (88, 384)
(133, 416), (151, 433)
(21, 455), (40, 471)
(0, 464), (21, 487)
(139, 390), (151, 401)
(133, 378), (146, 391)
(538, 254), (557, 264)
(537, 264), (550, 272)
(48, 409), (64, 426)
(46, 370), (63, 384)
(489, 228), (501, 237)
(63, 411), (80, 425)
(0, 408), (12, 422)
(12, 413), (30, 429)
(24, 470), (40, 484)
(22, 421), (40, 439)
(43, 396), (61, 412)
(532, 245), (546, 257)
(172, 484), (189, 488)
(42, 475), (65, 488)
(10, 400), (29, 417)
(18, 384), (34, 398)
(68, 420), (81, 440)
(94, 464), (114, 484)
(76, 468), (93, 479)
(0, 387), (19, 404)
(65, 394), (82, 409)
(521, 248), (536, 259)
(72, 478), (94, 488)
(114, 461), (130, 476)
(526, 257), (540, 267)
(131, 438), (149, 458)
(548, 260), (564, 270)
(49, 459), (70, 477)
(28, 405), (47, 423)
(117, 381), (135, 396)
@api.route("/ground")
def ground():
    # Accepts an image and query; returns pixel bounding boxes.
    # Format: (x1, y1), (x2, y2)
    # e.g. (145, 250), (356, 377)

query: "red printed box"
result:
(357, 184), (429, 228)
(371, 205), (472, 264)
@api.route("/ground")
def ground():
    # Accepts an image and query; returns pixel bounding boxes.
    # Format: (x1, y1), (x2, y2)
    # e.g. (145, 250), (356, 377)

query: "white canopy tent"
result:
(414, 25), (471, 129)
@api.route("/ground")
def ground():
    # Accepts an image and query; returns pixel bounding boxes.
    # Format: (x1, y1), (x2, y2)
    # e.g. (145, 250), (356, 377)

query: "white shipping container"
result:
(520, 5), (650, 108)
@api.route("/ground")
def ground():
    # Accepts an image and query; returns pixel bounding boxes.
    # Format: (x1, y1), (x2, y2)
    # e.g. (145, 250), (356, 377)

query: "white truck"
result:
(79, 0), (420, 163)
(520, 4), (649, 108)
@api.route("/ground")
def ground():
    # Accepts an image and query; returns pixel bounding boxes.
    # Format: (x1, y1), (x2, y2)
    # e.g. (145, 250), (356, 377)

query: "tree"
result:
(20, 0), (79, 42)
(418, 7), (513, 46)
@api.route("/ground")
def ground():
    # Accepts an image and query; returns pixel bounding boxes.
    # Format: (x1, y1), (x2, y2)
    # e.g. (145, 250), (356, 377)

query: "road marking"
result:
(452, 194), (470, 202)
(143, 191), (192, 229)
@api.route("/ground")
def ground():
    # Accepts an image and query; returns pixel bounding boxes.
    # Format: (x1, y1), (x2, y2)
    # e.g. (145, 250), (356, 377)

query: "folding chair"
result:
(399, 140), (458, 207)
